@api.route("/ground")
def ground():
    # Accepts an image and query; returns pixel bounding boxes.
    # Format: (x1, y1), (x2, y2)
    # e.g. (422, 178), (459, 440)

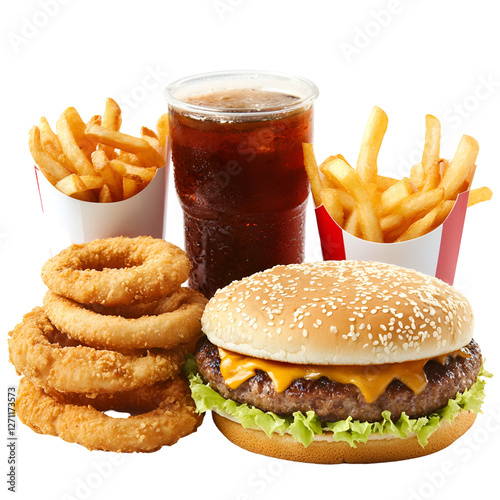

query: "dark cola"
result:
(170, 88), (314, 298)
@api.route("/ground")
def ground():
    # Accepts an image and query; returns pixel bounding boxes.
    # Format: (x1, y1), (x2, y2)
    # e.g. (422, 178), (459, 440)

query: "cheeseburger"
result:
(187, 260), (488, 463)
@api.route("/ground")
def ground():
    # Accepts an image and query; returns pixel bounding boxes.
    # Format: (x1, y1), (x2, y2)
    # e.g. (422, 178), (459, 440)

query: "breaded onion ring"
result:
(86, 286), (200, 318)
(43, 288), (208, 351)
(16, 377), (203, 453)
(41, 236), (191, 306)
(8, 307), (185, 394)
(42, 380), (187, 412)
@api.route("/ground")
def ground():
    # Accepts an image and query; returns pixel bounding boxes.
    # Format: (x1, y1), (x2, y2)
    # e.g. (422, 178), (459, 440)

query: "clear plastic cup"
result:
(165, 71), (319, 297)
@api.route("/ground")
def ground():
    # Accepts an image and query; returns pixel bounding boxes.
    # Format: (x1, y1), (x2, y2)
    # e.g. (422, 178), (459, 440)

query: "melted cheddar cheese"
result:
(218, 347), (470, 404)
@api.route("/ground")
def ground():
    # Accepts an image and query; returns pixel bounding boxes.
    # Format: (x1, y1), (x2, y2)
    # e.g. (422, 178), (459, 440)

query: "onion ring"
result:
(16, 377), (203, 453)
(42, 380), (183, 412)
(8, 307), (185, 394)
(43, 288), (208, 351)
(41, 236), (191, 306)
(87, 286), (199, 318)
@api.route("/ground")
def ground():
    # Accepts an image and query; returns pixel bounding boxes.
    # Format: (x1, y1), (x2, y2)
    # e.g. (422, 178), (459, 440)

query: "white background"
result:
(2, 1), (500, 499)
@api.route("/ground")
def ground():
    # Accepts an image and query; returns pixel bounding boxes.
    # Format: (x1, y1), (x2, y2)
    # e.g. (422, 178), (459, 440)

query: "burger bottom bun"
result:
(212, 411), (477, 464)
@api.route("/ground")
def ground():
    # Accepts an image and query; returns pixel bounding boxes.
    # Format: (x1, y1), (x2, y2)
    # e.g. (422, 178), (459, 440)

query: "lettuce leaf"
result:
(185, 355), (491, 448)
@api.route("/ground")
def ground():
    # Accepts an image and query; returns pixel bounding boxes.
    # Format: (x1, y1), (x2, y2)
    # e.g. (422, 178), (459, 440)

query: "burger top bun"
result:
(202, 260), (474, 365)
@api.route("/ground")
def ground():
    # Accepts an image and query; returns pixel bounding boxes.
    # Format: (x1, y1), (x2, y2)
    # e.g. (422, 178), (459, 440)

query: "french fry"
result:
(465, 163), (477, 186)
(380, 213), (404, 235)
(320, 188), (344, 227)
(410, 162), (425, 191)
(383, 221), (413, 243)
(302, 143), (323, 206)
(86, 115), (102, 128)
(422, 114), (441, 174)
(123, 177), (143, 199)
(366, 182), (381, 220)
(61, 107), (86, 141)
(421, 161), (441, 192)
(376, 174), (398, 191)
(468, 186), (493, 207)
(111, 160), (157, 184)
(344, 209), (361, 238)
(102, 97), (122, 132)
(99, 98), (122, 158)
(141, 126), (159, 140)
(321, 157), (383, 242)
(57, 111), (96, 176)
(91, 150), (122, 201)
(98, 183), (113, 203)
(79, 175), (104, 190)
(114, 152), (142, 166)
(395, 206), (439, 242)
(356, 106), (388, 184)
(391, 187), (444, 220)
(379, 177), (414, 217)
(439, 159), (449, 177)
(55, 174), (96, 202)
(141, 126), (162, 155)
(156, 113), (169, 148)
(318, 155), (347, 189)
(431, 200), (456, 229)
(334, 188), (355, 214)
(85, 123), (165, 167)
(38, 117), (74, 172)
(440, 135), (479, 200)
(29, 126), (72, 184)
(60, 107), (96, 158)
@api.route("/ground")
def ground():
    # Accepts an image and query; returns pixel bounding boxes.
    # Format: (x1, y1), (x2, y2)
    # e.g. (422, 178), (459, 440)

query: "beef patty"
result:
(195, 337), (482, 423)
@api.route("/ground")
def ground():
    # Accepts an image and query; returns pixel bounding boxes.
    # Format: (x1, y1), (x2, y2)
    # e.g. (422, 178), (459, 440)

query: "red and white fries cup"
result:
(35, 164), (168, 256)
(314, 191), (469, 285)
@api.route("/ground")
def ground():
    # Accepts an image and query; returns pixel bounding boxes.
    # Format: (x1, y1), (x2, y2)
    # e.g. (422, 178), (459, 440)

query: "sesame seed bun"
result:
(201, 260), (474, 365)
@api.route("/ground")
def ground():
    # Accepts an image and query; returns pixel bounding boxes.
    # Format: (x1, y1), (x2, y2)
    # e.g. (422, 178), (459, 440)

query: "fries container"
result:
(315, 191), (469, 285)
(35, 164), (168, 255)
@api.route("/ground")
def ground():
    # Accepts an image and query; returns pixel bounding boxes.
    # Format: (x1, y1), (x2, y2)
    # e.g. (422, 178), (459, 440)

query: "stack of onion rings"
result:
(9, 236), (207, 453)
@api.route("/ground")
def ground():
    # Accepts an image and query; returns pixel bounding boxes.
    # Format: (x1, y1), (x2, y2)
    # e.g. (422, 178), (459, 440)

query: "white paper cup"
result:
(314, 190), (470, 285)
(35, 164), (168, 255)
